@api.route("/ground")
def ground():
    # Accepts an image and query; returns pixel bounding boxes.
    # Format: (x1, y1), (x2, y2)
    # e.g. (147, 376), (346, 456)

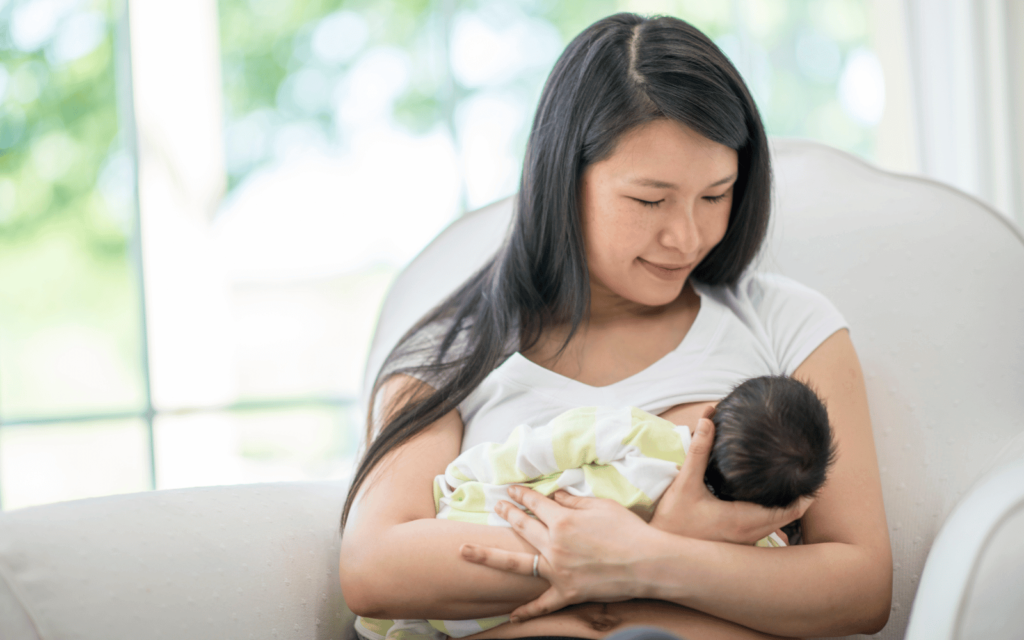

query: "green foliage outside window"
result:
(0, 0), (145, 422)
(216, 0), (874, 206)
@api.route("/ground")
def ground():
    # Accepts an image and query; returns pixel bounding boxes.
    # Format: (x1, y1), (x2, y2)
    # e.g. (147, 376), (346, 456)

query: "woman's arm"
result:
(464, 329), (893, 638)
(339, 375), (549, 619)
(650, 329), (892, 635)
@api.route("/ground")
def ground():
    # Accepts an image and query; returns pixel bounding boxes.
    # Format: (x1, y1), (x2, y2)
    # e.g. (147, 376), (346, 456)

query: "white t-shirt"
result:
(456, 272), (847, 452)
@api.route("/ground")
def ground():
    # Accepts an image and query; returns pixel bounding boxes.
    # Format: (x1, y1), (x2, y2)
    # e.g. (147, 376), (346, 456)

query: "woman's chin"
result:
(590, 274), (689, 312)
(618, 283), (688, 310)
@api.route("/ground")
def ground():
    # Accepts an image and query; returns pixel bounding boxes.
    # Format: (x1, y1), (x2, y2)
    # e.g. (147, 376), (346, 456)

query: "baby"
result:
(354, 375), (837, 640)
(705, 375), (837, 509)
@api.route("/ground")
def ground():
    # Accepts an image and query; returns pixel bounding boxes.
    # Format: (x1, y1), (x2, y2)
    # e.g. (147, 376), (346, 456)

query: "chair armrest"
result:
(0, 481), (356, 640)
(905, 456), (1024, 640)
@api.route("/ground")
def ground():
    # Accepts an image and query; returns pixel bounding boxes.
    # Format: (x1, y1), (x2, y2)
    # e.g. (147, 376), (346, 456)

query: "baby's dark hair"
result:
(704, 375), (837, 509)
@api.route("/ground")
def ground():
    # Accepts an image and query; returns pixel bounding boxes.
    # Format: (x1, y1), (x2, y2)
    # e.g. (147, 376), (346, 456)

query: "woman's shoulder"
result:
(698, 271), (848, 375)
(698, 271), (838, 316)
(743, 271), (836, 311)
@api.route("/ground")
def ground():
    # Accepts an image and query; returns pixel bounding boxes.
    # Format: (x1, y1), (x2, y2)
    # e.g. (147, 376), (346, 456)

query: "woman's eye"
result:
(703, 193), (729, 204)
(635, 198), (665, 208)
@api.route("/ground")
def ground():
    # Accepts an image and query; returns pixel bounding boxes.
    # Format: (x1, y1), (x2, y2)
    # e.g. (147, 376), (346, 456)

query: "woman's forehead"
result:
(592, 120), (739, 189)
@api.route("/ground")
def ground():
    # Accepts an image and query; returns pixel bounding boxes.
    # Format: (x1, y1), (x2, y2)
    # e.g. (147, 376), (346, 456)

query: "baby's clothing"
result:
(354, 406), (784, 640)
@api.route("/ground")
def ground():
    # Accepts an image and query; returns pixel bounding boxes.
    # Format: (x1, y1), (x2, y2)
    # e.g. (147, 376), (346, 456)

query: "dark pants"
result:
(494, 629), (688, 640)
(604, 626), (689, 640)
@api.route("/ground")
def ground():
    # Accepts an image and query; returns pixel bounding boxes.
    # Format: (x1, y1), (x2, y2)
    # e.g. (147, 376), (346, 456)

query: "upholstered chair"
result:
(2, 139), (1022, 640)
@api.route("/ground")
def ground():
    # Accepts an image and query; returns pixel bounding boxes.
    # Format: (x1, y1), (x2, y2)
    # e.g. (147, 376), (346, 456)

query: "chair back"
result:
(364, 138), (1024, 640)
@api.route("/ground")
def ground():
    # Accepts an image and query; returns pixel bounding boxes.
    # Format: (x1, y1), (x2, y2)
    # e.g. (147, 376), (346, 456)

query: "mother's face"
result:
(579, 118), (738, 310)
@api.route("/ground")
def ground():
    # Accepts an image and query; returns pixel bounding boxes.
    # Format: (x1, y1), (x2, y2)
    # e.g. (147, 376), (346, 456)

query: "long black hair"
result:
(340, 13), (771, 529)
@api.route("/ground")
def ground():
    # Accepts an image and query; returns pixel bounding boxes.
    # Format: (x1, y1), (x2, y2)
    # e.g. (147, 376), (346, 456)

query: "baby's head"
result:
(704, 375), (837, 508)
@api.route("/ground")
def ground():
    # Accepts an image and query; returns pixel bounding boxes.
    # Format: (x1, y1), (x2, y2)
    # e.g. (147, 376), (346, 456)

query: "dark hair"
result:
(341, 13), (772, 529)
(705, 376), (838, 508)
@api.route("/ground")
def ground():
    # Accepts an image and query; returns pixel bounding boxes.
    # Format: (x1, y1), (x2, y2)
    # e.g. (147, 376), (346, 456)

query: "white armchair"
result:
(2, 139), (1022, 640)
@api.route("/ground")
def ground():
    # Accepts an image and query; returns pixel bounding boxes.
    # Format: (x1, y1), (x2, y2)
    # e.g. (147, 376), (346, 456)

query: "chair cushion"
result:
(0, 481), (355, 640)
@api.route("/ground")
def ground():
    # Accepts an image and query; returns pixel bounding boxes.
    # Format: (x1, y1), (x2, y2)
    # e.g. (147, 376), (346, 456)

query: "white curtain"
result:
(902, 0), (1024, 227)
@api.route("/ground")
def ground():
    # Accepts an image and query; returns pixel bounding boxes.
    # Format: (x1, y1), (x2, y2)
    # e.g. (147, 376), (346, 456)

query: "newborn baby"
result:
(705, 375), (837, 508)
(355, 375), (837, 640)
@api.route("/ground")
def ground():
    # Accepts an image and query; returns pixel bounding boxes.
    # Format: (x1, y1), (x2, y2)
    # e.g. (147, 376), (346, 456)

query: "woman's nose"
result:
(660, 206), (702, 257)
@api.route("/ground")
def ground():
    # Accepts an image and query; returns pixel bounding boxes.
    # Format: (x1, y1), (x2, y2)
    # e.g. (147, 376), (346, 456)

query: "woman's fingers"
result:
(652, 411), (817, 544)
(460, 491), (649, 613)
(508, 587), (571, 623)
(508, 485), (569, 521)
(648, 418), (716, 536)
(791, 495), (815, 521)
(550, 490), (586, 508)
(495, 499), (549, 547)
(683, 417), (715, 473)
(459, 544), (544, 578)
(727, 495), (815, 545)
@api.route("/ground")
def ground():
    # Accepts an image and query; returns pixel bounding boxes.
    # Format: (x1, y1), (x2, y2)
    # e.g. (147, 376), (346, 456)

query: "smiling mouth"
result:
(638, 257), (691, 279)
(641, 258), (686, 270)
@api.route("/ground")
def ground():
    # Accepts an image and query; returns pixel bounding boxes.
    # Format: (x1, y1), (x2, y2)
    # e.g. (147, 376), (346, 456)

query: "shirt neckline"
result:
(499, 280), (722, 393)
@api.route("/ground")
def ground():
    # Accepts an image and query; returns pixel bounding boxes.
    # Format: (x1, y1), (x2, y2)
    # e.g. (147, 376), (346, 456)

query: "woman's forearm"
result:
(637, 331), (891, 637)
(341, 518), (547, 620)
(633, 527), (892, 637)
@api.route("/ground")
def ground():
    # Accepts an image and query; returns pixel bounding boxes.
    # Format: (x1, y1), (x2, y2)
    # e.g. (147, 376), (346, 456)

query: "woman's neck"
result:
(522, 281), (701, 386)
(585, 280), (698, 327)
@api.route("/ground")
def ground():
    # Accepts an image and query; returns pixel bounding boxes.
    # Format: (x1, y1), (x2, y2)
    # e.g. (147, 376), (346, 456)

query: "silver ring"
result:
(532, 554), (540, 577)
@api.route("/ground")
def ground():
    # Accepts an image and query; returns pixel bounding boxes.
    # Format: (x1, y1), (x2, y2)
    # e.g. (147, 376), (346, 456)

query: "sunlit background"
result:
(1, 0), (1022, 510)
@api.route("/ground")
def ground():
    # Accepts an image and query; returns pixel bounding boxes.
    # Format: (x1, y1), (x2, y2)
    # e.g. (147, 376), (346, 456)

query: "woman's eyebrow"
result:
(708, 172), (738, 187)
(627, 172), (738, 189)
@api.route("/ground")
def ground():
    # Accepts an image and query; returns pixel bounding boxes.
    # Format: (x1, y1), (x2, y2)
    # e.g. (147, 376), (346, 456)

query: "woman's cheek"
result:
(711, 205), (731, 247)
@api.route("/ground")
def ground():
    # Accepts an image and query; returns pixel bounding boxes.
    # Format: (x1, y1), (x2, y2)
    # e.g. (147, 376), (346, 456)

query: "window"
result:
(0, 0), (883, 510)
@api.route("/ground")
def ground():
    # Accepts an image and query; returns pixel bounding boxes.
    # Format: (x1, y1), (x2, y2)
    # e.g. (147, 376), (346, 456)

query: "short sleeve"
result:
(376, 318), (464, 391)
(366, 319), (464, 439)
(745, 272), (849, 375)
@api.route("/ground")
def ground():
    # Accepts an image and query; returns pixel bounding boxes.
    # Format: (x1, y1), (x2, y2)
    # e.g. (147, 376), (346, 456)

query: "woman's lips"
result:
(638, 257), (691, 280)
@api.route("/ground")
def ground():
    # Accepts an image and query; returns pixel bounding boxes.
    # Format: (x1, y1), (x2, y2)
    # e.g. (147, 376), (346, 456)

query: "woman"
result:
(339, 13), (892, 640)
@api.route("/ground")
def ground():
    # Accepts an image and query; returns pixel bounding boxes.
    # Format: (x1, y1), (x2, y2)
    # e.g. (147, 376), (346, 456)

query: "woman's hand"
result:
(459, 485), (652, 623)
(649, 406), (813, 545)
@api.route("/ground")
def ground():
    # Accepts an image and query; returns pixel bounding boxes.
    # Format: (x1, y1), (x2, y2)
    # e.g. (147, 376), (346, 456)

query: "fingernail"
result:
(509, 486), (521, 499)
(460, 544), (478, 559)
(509, 616), (520, 624)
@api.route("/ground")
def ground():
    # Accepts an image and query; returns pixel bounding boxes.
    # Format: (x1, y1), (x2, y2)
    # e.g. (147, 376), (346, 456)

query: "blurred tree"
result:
(0, 0), (145, 422)
(0, 0), (125, 253)
(215, 0), (874, 211)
